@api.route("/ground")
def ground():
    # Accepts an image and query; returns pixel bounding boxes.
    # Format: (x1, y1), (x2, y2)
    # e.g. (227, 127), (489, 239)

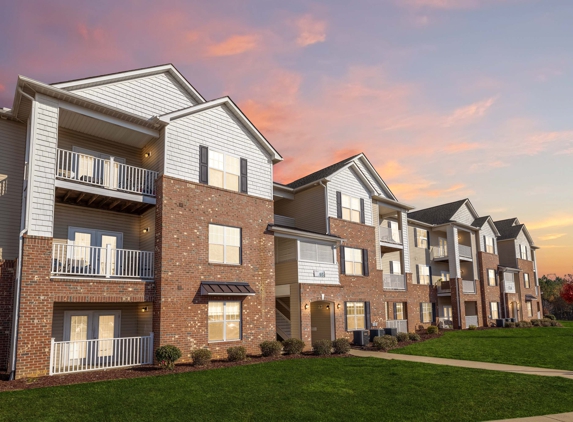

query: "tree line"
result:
(539, 274), (573, 320)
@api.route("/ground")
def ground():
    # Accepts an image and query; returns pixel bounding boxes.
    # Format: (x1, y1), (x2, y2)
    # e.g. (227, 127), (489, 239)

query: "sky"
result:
(0, 0), (572, 276)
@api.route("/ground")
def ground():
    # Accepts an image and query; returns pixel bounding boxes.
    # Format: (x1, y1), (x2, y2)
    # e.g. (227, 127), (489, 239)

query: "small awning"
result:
(525, 294), (537, 301)
(200, 281), (255, 296)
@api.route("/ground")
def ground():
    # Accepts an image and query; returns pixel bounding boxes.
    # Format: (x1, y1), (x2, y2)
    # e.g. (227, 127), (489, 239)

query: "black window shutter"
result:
(336, 191), (342, 219)
(240, 158), (248, 194)
(427, 230), (431, 249)
(199, 145), (208, 184)
(239, 228), (243, 265)
(344, 302), (348, 331)
(362, 249), (369, 276)
(360, 198), (365, 224)
(420, 303), (424, 322)
(340, 246), (346, 275)
(429, 266), (433, 285)
(364, 302), (371, 330)
(393, 302), (397, 320)
(431, 303), (436, 324)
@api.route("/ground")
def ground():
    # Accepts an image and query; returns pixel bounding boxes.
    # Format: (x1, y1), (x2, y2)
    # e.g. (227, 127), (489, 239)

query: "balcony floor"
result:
(55, 185), (155, 215)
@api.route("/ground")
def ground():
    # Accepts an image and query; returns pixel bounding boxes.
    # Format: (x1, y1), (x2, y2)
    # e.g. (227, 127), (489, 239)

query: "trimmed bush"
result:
(408, 333), (421, 342)
(155, 345), (182, 370)
(332, 338), (351, 354)
(227, 346), (247, 362)
(282, 338), (305, 355)
(545, 314), (556, 320)
(517, 321), (532, 328)
(260, 340), (283, 357)
(531, 319), (542, 326)
(505, 322), (516, 328)
(541, 320), (552, 327)
(427, 326), (439, 335)
(468, 325), (477, 330)
(373, 335), (397, 351)
(313, 339), (332, 356)
(191, 349), (212, 366)
(550, 320), (562, 327)
(396, 332), (409, 342)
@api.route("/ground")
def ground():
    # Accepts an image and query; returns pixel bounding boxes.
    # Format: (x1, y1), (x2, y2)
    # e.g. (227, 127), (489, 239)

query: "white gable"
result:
(70, 73), (197, 118)
(452, 202), (477, 225)
(327, 166), (373, 225)
(479, 221), (498, 253)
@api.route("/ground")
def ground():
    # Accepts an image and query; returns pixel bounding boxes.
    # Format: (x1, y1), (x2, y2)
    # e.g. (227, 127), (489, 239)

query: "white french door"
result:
(388, 221), (400, 242)
(67, 227), (123, 276)
(438, 237), (448, 254)
(72, 146), (126, 187)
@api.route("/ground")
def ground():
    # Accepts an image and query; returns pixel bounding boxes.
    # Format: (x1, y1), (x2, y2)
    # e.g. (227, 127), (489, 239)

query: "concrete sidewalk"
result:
(349, 349), (573, 380)
(488, 413), (573, 421)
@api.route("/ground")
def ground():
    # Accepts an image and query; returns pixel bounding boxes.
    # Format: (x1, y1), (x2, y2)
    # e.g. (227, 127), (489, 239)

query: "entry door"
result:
(94, 312), (121, 360)
(388, 221), (400, 243)
(310, 301), (335, 343)
(68, 227), (123, 275)
(64, 311), (121, 364)
(441, 306), (453, 327)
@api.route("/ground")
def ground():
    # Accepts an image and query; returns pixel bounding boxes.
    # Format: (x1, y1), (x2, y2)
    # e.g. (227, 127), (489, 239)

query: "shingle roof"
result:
(472, 216), (490, 228)
(286, 154), (362, 189)
(494, 218), (523, 241)
(407, 199), (468, 225)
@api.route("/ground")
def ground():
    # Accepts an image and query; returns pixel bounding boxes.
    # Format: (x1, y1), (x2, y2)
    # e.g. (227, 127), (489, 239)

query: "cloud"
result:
(539, 233), (566, 241)
(206, 34), (259, 57)
(295, 14), (327, 46)
(399, 0), (494, 10)
(529, 216), (573, 230)
(443, 96), (497, 127)
(391, 181), (473, 202)
(445, 142), (482, 153)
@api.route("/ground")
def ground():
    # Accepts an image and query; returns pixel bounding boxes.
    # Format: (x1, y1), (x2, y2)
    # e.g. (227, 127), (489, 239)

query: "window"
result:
(421, 303), (433, 323)
(346, 302), (365, 330)
(208, 301), (241, 342)
(416, 228), (428, 248)
(490, 302), (499, 319)
(488, 269), (497, 287)
(209, 225), (241, 264)
(341, 194), (361, 223)
(208, 151), (240, 192)
(520, 244), (528, 260)
(485, 236), (495, 254)
(344, 247), (363, 276)
(390, 260), (401, 275)
(524, 273), (530, 289)
(418, 265), (430, 285)
(526, 301), (533, 318)
(395, 303), (405, 320)
(299, 241), (335, 264)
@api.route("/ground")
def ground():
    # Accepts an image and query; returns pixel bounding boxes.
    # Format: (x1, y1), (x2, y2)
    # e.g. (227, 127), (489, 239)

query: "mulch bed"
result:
(0, 353), (353, 393)
(352, 331), (443, 352)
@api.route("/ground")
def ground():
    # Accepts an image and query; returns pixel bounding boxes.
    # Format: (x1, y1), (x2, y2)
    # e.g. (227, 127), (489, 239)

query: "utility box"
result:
(496, 319), (505, 327)
(353, 330), (369, 346)
(369, 329), (385, 342)
(384, 328), (398, 337)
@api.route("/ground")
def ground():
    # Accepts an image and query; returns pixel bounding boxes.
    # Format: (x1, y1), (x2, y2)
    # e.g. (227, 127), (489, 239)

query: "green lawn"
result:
(2, 358), (573, 421)
(559, 320), (573, 328)
(392, 326), (573, 370)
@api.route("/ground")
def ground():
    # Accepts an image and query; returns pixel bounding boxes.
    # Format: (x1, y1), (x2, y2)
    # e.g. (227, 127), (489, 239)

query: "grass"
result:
(392, 326), (573, 370)
(2, 358), (573, 421)
(559, 320), (573, 328)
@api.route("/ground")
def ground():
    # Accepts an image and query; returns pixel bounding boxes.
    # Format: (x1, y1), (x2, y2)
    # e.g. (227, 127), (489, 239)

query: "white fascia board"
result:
(520, 225), (535, 246)
(375, 196), (415, 211)
(462, 199), (480, 220)
(270, 226), (343, 244)
(161, 97), (283, 163)
(326, 162), (378, 195)
(406, 218), (435, 229)
(486, 217), (501, 236)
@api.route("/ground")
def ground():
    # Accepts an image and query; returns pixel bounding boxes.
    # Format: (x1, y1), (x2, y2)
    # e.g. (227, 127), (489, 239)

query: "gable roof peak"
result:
(285, 153), (364, 189)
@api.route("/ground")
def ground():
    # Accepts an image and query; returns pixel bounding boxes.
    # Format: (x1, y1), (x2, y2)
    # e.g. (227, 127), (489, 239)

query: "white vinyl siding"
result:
(327, 167), (372, 225)
(354, 157), (388, 198)
(165, 105), (273, 200)
(451, 203), (475, 225)
(479, 221), (498, 254)
(72, 72), (197, 118)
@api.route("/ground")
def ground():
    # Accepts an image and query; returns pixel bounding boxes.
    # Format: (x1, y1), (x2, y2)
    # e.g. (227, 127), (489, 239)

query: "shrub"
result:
(541, 319), (552, 327)
(282, 338), (305, 355)
(531, 319), (542, 327)
(427, 326), (439, 335)
(468, 325), (477, 330)
(373, 335), (397, 351)
(396, 332), (409, 342)
(332, 338), (351, 354)
(191, 349), (212, 366)
(517, 321), (532, 328)
(544, 314), (556, 320)
(155, 345), (182, 370)
(313, 339), (332, 356)
(505, 322), (516, 328)
(550, 320), (562, 327)
(408, 333), (421, 342)
(227, 346), (247, 362)
(259, 340), (283, 357)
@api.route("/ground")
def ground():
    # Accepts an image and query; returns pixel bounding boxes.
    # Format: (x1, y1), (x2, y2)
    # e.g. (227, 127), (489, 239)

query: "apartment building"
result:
(494, 219), (542, 321)
(0, 64), (282, 379)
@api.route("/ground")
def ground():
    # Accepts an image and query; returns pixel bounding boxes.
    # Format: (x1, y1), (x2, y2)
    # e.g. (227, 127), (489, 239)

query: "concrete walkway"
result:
(488, 413), (573, 421)
(349, 349), (573, 380)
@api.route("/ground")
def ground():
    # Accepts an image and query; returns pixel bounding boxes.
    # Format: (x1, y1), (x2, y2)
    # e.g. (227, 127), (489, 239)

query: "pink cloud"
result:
(445, 142), (482, 153)
(295, 14), (327, 46)
(443, 96), (497, 127)
(206, 34), (259, 57)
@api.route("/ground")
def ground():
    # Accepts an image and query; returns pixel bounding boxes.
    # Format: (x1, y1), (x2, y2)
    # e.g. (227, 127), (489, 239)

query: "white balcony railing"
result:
(383, 274), (406, 290)
(431, 246), (448, 259)
(386, 320), (408, 333)
(437, 280), (451, 294)
(56, 149), (158, 197)
(52, 243), (154, 279)
(462, 279), (476, 294)
(50, 333), (154, 375)
(459, 244), (472, 259)
(380, 227), (402, 244)
(465, 315), (479, 328)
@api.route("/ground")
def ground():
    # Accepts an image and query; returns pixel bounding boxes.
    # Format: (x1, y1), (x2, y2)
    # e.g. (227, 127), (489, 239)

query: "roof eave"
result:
(374, 195), (415, 211)
(267, 225), (344, 243)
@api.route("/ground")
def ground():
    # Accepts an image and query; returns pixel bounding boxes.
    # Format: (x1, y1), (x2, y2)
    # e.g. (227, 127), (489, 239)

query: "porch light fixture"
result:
(304, 303), (309, 310)
(326, 304), (330, 310)
(144, 152), (151, 157)
(337, 303), (341, 309)
(143, 227), (149, 233)
(141, 306), (149, 312)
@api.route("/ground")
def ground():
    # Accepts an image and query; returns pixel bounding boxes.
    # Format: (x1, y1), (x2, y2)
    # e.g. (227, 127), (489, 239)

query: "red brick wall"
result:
(450, 278), (483, 329)
(154, 176), (275, 360)
(477, 252), (501, 326)
(517, 258), (539, 321)
(0, 260), (16, 371)
(16, 235), (154, 379)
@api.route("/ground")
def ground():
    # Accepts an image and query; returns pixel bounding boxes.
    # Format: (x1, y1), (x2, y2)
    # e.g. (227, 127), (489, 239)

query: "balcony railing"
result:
(431, 246), (448, 259)
(459, 244), (472, 259)
(380, 227), (402, 244)
(50, 333), (154, 375)
(56, 149), (158, 197)
(52, 243), (154, 279)
(386, 320), (408, 333)
(462, 279), (476, 294)
(437, 280), (451, 294)
(383, 274), (406, 290)
(274, 215), (295, 228)
(465, 315), (479, 328)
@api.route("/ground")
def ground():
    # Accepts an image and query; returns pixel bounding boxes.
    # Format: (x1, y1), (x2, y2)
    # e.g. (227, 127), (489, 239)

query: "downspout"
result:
(319, 181), (329, 234)
(455, 275), (462, 329)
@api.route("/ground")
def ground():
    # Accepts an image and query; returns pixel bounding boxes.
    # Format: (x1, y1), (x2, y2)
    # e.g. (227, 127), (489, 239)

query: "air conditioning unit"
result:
(353, 330), (369, 346)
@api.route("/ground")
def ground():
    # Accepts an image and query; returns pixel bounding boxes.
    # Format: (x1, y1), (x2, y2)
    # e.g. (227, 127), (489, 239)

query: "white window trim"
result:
(297, 240), (337, 264)
(418, 264), (430, 285)
(346, 301), (366, 331)
(208, 301), (242, 343)
(67, 227), (124, 249)
(524, 273), (530, 288)
(341, 193), (362, 223)
(390, 260), (402, 275)
(416, 228), (428, 248)
(208, 224), (241, 265)
(421, 302), (433, 323)
(487, 269), (497, 287)
(345, 247), (363, 276)
(208, 150), (240, 191)
(395, 302), (405, 320)
(63, 310), (122, 341)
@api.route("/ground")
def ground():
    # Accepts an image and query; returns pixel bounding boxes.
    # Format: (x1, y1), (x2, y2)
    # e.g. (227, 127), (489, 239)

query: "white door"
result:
(68, 227), (123, 276)
(388, 221), (400, 243)
(441, 306), (453, 327)
(438, 237), (448, 255)
(94, 312), (121, 360)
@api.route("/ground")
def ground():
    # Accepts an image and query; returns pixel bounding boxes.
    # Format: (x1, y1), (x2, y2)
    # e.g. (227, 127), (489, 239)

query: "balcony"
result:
(274, 215), (295, 228)
(437, 280), (451, 295)
(383, 274), (406, 290)
(462, 279), (476, 294)
(431, 246), (448, 260)
(459, 244), (472, 260)
(52, 243), (154, 280)
(56, 148), (158, 199)
(380, 227), (402, 246)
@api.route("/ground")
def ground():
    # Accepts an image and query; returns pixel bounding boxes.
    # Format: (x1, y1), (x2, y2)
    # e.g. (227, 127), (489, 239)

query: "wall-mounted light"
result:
(141, 306), (149, 312)
(143, 227), (149, 233)
(326, 304), (330, 310)
(337, 303), (341, 309)
(304, 303), (309, 310)
(144, 152), (151, 158)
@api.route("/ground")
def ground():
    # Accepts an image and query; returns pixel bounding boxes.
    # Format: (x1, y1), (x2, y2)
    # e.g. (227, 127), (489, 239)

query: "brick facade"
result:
(154, 176), (275, 360)
(477, 251), (502, 326)
(517, 258), (540, 320)
(0, 260), (16, 372)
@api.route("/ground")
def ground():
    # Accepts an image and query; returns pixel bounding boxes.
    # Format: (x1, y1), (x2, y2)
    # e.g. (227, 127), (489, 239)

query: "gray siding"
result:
(276, 261), (298, 285)
(274, 185), (326, 233)
(373, 203), (381, 270)
(165, 105), (273, 200)
(140, 208), (156, 251)
(298, 260), (339, 285)
(381, 251), (401, 274)
(515, 229), (531, 261)
(408, 223), (432, 284)
(142, 131), (164, 174)
(327, 167), (372, 225)
(0, 119), (26, 259)
(355, 157), (387, 197)
(73, 73), (196, 118)
(452, 203), (475, 225)
(479, 221), (498, 254)
(275, 238), (297, 263)
(400, 211), (411, 273)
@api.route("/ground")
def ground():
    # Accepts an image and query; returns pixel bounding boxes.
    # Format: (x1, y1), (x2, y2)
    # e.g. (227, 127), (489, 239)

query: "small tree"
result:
(561, 276), (573, 304)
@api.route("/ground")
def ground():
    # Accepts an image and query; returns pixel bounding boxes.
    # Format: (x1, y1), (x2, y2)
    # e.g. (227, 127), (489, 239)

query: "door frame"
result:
(310, 301), (335, 343)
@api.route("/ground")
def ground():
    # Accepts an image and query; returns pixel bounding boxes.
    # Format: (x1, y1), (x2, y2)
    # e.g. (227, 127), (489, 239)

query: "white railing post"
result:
(149, 332), (154, 364)
(108, 156), (116, 190)
(49, 338), (55, 375)
(105, 244), (112, 278)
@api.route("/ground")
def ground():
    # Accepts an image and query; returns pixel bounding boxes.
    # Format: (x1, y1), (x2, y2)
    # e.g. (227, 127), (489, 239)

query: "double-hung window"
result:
(395, 302), (405, 320)
(418, 265), (431, 285)
(485, 236), (495, 254)
(208, 301), (241, 342)
(524, 273), (530, 289)
(299, 241), (335, 264)
(341, 194), (361, 223)
(487, 269), (497, 286)
(346, 302), (365, 330)
(416, 228), (428, 249)
(490, 302), (499, 319)
(344, 247), (363, 276)
(520, 244), (528, 260)
(526, 301), (533, 317)
(421, 303), (433, 323)
(209, 224), (241, 265)
(208, 151), (240, 192)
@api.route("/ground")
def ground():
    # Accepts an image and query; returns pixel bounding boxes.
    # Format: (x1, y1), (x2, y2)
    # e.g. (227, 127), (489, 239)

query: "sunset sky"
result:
(1, 0), (572, 276)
